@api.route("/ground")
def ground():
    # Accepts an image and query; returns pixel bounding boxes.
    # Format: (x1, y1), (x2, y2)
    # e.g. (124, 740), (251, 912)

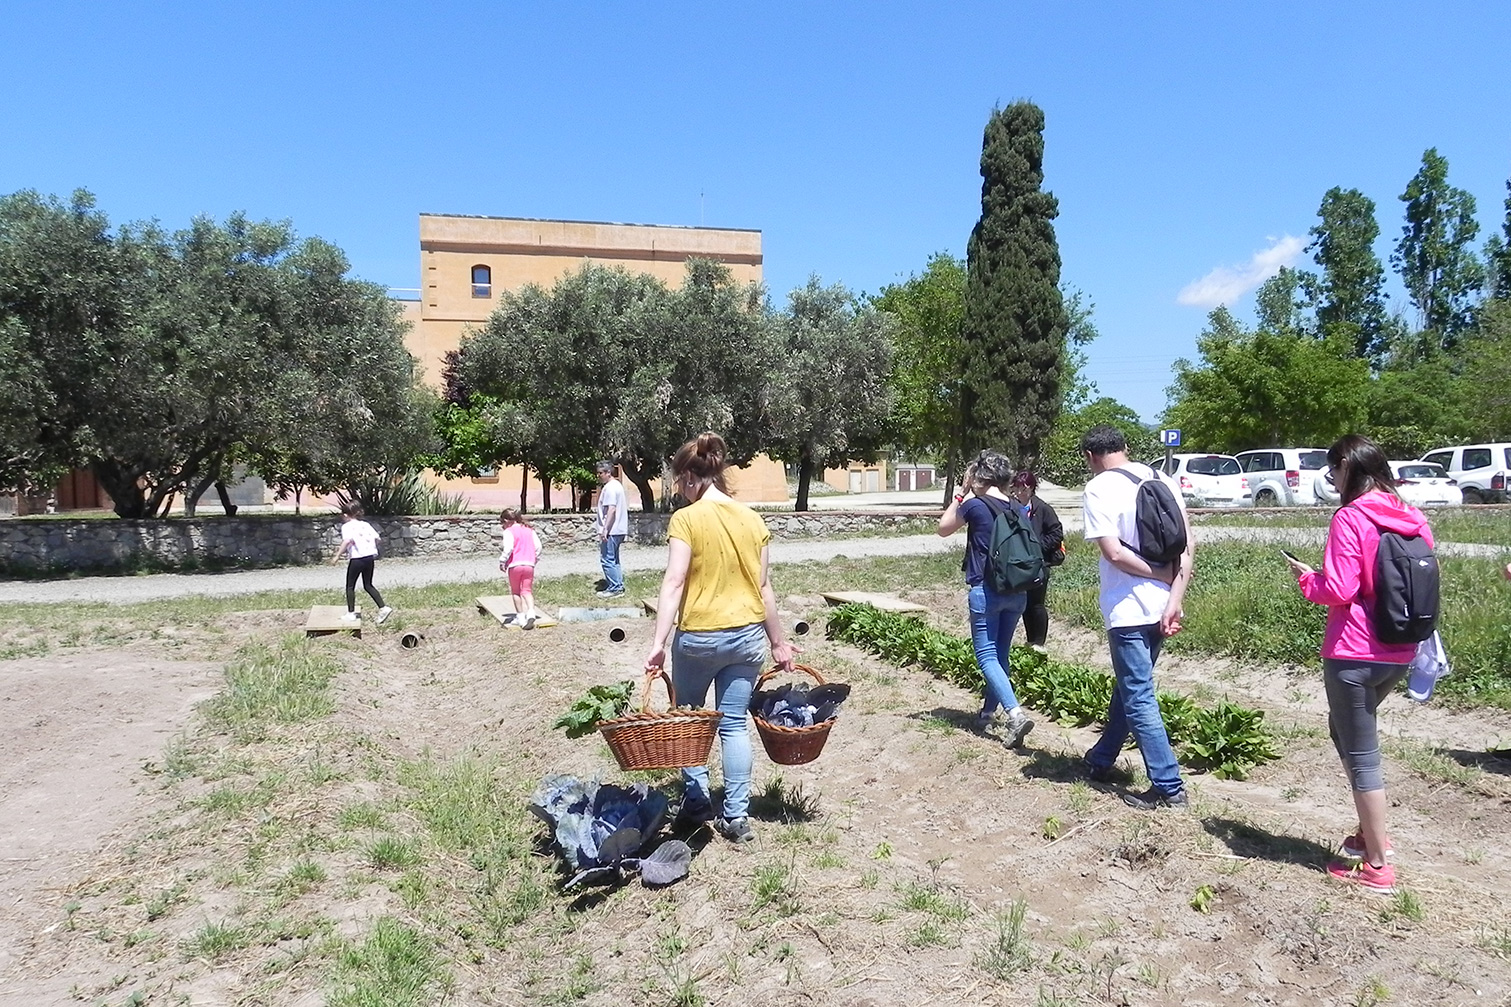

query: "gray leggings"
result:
(1323, 658), (1409, 792)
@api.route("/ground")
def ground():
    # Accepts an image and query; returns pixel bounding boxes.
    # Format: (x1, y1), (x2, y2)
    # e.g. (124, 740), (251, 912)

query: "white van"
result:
(1419, 444), (1511, 503)
(1236, 448), (1331, 506)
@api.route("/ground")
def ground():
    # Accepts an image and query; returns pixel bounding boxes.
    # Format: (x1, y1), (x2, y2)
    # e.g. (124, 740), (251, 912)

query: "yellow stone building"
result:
(398, 213), (787, 508)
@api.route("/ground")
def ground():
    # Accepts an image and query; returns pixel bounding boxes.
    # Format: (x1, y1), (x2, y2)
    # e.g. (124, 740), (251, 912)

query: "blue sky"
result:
(4, 1), (1509, 420)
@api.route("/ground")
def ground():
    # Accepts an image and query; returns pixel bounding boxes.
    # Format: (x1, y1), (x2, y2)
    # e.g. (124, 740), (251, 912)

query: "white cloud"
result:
(1176, 235), (1307, 308)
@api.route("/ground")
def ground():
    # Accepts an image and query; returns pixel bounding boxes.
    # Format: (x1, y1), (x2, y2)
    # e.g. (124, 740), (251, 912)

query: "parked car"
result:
(1418, 444), (1511, 503)
(1236, 447), (1331, 506)
(1154, 453), (1250, 508)
(1389, 460), (1463, 508)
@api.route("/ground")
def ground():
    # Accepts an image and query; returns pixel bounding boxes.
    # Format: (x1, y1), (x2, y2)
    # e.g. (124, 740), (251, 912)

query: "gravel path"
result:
(3, 508), (1502, 606)
(0, 533), (967, 605)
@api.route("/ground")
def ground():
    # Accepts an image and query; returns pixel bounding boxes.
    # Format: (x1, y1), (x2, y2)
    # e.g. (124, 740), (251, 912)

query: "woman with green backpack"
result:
(937, 449), (1036, 748)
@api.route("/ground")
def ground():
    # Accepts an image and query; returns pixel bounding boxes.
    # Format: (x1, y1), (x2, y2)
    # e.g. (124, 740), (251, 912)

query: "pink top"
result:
(500, 524), (541, 569)
(1298, 491), (1434, 664)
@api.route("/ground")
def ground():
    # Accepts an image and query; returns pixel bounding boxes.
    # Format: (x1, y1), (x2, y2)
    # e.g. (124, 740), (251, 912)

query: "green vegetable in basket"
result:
(553, 680), (636, 739)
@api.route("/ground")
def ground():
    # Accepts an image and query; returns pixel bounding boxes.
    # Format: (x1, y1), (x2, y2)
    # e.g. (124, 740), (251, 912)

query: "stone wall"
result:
(0, 511), (939, 575)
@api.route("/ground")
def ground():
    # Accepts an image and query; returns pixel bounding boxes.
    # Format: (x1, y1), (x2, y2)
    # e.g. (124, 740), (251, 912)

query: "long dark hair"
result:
(1328, 434), (1399, 506)
(671, 431), (730, 496)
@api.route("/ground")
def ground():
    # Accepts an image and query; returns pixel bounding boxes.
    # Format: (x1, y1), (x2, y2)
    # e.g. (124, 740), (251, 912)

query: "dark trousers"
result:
(1023, 581), (1049, 646)
(345, 556), (386, 612)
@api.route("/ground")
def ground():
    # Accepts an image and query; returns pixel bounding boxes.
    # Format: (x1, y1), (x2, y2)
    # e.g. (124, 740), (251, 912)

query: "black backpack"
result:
(1113, 466), (1188, 565)
(983, 497), (1047, 594)
(1352, 506), (1439, 644)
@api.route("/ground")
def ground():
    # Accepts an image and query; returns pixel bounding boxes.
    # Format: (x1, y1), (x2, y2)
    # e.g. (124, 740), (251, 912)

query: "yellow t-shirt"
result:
(667, 496), (771, 632)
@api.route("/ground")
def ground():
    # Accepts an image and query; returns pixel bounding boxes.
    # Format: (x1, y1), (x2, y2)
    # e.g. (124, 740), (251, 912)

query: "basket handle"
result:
(755, 662), (827, 692)
(639, 669), (678, 713)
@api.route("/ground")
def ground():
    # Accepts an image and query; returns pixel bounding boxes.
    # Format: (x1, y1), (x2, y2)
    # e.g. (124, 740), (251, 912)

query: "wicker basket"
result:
(751, 664), (839, 766)
(597, 670), (723, 771)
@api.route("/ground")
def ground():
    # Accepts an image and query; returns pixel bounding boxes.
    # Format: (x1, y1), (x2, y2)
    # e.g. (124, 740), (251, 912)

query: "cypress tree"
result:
(961, 102), (1067, 468)
(1487, 176), (1511, 302)
(1391, 148), (1485, 350)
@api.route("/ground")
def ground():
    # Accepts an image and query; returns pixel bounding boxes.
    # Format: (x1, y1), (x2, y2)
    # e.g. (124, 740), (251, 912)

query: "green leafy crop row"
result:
(826, 604), (1278, 779)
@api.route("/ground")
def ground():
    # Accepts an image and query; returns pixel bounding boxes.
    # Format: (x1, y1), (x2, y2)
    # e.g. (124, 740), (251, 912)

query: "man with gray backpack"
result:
(1079, 425), (1195, 809)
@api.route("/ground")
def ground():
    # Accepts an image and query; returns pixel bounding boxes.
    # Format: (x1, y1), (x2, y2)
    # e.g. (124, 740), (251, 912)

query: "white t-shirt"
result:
(342, 519), (380, 559)
(597, 479), (629, 536)
(1082, 464), (1187, 629)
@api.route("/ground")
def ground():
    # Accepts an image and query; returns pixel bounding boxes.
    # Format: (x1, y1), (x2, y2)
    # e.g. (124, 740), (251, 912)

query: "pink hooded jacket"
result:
(1298, 490), (1434, 664)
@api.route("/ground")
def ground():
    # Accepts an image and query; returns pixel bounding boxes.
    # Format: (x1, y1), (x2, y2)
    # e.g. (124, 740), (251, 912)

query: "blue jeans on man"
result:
(671, 623), (767, 820)
(967, 583), (1029, 716)
(599, 534), (625, 593)
(1086, 622), (1185, 798)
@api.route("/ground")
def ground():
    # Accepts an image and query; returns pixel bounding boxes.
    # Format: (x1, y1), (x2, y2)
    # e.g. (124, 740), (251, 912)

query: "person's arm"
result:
(758, 544), (797, 672)
(938, 464), (975, 537)
(1161, 509), (1196, 636)
(331, 529), (352, 564)
(602, 497), (619, 541)
(1094, 537), (1175, 582)
(1293, 510), (1364, 606)
(499, 530), (514, 571)
(644, 538), (692, 673)
(1038, 499), (1064, 554)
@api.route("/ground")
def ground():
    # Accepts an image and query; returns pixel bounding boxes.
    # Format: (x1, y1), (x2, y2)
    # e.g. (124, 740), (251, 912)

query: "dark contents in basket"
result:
(750, 681), (851, 727)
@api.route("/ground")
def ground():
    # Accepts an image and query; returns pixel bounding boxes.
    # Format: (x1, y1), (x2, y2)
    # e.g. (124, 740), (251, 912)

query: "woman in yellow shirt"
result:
(645, 432), (797, 844)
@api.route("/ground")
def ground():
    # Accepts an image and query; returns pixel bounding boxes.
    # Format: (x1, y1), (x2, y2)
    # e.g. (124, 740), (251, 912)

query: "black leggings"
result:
(1023, 581), (1049, 646)
(345, 556), (386, 612)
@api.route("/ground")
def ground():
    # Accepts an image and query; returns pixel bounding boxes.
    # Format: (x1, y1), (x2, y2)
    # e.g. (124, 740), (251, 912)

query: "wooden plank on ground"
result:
(305, 605), (361, 638)
(820, 591), (929, 614)
(641, 597), (659, 615)
(475, 595), (558, 629)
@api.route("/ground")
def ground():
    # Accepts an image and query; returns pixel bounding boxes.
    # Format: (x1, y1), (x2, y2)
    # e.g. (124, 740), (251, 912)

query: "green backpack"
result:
(984, 497), (1047, 594)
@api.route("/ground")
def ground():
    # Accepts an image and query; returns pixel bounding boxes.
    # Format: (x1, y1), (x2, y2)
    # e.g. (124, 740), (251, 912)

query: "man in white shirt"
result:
(595, 461), (629, 597)
(1080, 425), (1194, 809)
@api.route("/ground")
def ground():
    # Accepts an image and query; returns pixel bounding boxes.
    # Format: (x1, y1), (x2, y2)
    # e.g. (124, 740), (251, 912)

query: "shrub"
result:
(827, 604), (1278, 779)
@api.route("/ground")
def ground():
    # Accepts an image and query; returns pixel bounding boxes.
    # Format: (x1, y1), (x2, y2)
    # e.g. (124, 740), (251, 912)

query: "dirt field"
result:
(2, 588), (1510, 1007)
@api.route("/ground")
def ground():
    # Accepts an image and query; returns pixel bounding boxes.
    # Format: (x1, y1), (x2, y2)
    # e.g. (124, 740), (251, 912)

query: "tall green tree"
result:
(1254, 267), (1314, 336)
(1309, 187), (1389, 361)
(0, 190), (128, 495)
(1485, 175), (1511, 302)
(1458, 299), (1511, 440)
(871, 253), (966, 474)
(609, 258), (777, 509)
(1391, 149), (1486, 349)
(961, 102), (1067, 468)
(766, 278), (895, 511)
(1163, 308), (1369, 453)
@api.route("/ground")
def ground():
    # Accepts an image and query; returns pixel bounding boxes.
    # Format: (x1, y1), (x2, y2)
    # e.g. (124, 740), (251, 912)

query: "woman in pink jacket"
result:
(1285, 434), (1434, 895)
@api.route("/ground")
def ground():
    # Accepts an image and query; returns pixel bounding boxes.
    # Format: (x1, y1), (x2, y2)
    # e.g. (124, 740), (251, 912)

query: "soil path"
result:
(0, 654), (218, 995)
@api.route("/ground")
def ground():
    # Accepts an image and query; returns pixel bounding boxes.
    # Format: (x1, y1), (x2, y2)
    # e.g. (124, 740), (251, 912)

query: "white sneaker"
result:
(340, 611), (361, 623)
(377, 606), (394, 625)
(1002, 707), (1035, 749)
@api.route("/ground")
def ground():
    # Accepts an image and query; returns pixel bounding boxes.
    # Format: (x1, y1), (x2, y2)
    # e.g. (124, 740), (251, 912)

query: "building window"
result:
(471, 264), (492, 298)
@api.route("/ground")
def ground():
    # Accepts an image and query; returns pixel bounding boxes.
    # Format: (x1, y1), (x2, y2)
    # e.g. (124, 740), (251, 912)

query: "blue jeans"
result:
(968, 584), (1028, 716)
(671, 623), (767, 820)
(599, 534), (625, 592)
(1087, 623), (1184, 797)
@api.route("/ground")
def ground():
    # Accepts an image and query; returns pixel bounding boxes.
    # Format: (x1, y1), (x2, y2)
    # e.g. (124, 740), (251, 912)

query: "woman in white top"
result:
(332, 503), (393, 623)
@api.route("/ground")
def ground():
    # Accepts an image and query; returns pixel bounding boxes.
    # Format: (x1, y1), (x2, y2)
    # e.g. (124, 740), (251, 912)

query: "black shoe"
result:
(673, 800), (714, 833)
(713, 816), (755, 844)
(1083, 759), (1120, 784)
(521, 616), (537, 631)
(1121, 786), (1188, 811)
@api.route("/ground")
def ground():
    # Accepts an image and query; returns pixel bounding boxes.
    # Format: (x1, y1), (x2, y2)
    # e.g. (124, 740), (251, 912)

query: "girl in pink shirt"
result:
(499, 509), (543, 630)
(1286, 435), (1435, 895)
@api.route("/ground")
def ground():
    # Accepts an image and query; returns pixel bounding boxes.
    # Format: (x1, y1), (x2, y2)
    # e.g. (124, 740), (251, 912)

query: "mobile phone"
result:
(1280, 549), (1300, 563)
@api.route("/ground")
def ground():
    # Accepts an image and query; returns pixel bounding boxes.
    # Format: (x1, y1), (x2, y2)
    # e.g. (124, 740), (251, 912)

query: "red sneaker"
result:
(1326, 859), (1395, 894)
(1339, 834), (1393, 860)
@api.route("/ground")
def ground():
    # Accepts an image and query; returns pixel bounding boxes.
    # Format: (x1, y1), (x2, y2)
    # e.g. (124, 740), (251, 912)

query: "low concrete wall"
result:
(0, 511), (939, 575)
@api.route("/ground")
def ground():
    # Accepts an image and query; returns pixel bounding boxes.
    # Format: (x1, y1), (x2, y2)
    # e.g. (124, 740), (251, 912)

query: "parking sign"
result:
(1160, 428), (1182, 447)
